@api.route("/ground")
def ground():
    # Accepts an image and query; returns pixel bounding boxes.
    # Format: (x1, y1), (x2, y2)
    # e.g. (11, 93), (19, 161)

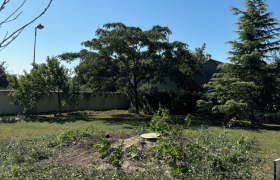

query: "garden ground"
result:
(0, 110), (279, 179)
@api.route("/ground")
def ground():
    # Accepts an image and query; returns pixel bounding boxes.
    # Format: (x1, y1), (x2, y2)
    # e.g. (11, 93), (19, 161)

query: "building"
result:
(151, 59), (223, 92)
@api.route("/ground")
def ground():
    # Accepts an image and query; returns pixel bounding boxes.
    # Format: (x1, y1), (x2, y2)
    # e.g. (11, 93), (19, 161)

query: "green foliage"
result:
(148, 108), (257, 179)
(174, 91), (204, 115)
(7, 63), (50, 114)
(95, 138), (125, 167)
(197, 100), (213, 113)
(59, 22), (207, 114)
(45, 56), (81, 114)
(198, 0), (280, 124)
(8, 57), (81, 114)
(49, 124), (94, 147)
(0, 115), (262, 179)
(132, 84), (203, 115)
(150, 108), (173, 136)
(0, 61), (9, 89)
(134, 85), (175, 115)
(61, 77), (83, 111)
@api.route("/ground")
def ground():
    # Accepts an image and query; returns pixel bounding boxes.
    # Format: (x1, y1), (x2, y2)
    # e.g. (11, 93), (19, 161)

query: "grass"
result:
(0, 110), (151, 140)
(1, 110), (280, 160)
(1, 110), (279, 178)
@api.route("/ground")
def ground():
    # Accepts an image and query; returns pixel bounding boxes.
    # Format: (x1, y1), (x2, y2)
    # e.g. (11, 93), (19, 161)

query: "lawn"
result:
(0, 110), (279, 179)
(0, 110), (151, 140)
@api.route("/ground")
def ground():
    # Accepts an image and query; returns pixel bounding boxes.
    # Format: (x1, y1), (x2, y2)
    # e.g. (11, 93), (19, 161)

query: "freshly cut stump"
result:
(140, 133), (160, 142)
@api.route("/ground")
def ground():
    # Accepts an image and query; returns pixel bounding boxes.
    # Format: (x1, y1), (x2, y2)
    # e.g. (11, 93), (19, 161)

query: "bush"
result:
(130, 85), (204, 115)
(171, 91), (203, 115)
(147, 109), (258, 179)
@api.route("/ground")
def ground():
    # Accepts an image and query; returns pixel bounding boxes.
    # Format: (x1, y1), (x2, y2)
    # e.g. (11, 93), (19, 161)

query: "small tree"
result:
(8, 57), (81, 114)
(197, 0), (280, 124)
(8, 63), (50, 114)
(59, 22), (207, 114)
(62, 77), (82, 112)
(45, 57), (70, 115)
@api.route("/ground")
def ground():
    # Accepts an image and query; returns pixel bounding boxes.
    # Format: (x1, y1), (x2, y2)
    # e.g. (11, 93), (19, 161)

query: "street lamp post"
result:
(33, 23), (44, 64)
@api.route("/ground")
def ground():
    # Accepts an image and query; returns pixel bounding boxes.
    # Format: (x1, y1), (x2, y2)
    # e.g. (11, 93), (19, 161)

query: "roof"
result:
(208, 59), (223, 66)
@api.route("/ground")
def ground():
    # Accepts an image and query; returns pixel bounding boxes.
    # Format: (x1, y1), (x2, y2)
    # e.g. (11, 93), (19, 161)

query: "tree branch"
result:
(0, 0), (53, 51)
(0, 0), (10, 12)
(0, 0), (26, 26)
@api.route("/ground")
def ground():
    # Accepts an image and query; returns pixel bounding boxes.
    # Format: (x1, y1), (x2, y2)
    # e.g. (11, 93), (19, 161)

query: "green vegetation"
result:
(0, 110), (279, 179)
(7, 57), (81, 114)
(59, 22), (208, 114)
(133, 84), (203, 115)
(198, 0), (280, 124)
(0, 61), (9, 89)
(1, 0), (280, 179)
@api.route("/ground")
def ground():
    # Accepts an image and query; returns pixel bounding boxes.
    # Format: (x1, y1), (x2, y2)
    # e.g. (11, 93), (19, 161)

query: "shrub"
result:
(170, 91), (203, 115)
(148, 109), (257, 179)
(130, 85), (204, 115)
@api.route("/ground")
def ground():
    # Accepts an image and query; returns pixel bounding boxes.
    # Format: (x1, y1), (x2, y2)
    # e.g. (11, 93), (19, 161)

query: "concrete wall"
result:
(0, 91), (130, 115)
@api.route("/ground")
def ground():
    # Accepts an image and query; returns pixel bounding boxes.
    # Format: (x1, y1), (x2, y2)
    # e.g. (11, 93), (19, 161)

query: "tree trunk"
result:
(134, 85), (139, 114)
(249, 60), (255, 125)
(248, 91), (256, 125)
(57, 92), (61, 115)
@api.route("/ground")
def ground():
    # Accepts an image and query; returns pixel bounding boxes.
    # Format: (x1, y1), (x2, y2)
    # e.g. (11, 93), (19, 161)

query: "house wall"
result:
(149, 77), (178, 92)
(193, 60), (221, 87)
(0, 91), (130, 115)
(149, 60), (221, 92)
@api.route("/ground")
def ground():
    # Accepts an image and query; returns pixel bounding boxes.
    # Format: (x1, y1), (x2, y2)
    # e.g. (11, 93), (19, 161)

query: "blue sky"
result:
(1, 0), (280, 75)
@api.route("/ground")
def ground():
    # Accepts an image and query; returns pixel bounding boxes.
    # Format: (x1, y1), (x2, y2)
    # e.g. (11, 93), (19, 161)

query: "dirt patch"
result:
(58, 135), (159, 171)
(112, 135), (158, 150)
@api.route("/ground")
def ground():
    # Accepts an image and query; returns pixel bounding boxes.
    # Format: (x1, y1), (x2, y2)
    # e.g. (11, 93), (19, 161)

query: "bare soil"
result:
(58, 134), (159, 172)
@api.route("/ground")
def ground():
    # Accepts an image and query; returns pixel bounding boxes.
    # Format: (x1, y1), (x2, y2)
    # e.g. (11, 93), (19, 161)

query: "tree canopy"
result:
(0, 61), (9, 89)
(59, 22), (207, 114)
(197, 0), (280, 124)
(8, 57), (81, 114)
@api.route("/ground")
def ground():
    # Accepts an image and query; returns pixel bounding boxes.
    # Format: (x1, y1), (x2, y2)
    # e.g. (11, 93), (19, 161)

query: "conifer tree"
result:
(197, 0), (280, 124)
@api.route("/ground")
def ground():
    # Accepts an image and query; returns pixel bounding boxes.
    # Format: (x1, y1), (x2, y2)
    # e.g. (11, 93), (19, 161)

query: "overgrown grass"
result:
(0, 110), (279, 178)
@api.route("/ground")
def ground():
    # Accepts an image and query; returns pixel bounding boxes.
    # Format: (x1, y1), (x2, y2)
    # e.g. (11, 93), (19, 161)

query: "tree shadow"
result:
(21, 112), (280, 132)
(168, 115), (280, 132)
(22, 112), (152, 126)
(87, 114), (152, 128)
(24, 114), (91, 124)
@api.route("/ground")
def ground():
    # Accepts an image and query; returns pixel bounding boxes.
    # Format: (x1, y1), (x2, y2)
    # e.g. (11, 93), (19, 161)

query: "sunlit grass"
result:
(1, 110), (279, 178)
(0, 110), (151, 140)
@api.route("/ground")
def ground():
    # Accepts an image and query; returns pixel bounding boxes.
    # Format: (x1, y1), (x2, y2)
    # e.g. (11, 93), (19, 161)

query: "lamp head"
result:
(37, 24), (44, 29)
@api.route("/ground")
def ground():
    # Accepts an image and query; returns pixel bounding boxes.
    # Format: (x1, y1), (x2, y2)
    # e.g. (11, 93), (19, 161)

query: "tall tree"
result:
(0, 0), (52, 50)
(59, 22), (206, 114)
(197, 0), (280, 124)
